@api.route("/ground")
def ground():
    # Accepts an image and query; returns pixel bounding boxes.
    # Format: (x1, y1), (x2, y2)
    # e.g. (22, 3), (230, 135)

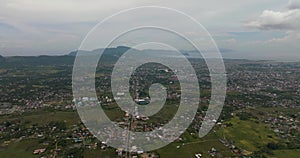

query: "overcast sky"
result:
(0, 0), (299, 60)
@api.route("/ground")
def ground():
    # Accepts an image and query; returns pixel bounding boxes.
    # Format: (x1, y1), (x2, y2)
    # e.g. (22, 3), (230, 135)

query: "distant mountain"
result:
(67, 46), (236, 60)
(0, 55), (74, 68)
(68, 46), (131, 57)
(0, 47), (134, 68)
(0, 55), (4, 61)
(0, 46), (245, 69)
(68, 50), (78, 56)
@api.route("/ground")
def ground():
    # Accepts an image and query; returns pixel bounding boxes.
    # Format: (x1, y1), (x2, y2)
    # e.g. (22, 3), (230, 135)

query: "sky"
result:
(0, 0), (299, 60)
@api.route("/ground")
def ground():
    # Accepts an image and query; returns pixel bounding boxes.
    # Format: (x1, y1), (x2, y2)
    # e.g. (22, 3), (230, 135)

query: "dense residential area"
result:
(0, 51), (299, 157)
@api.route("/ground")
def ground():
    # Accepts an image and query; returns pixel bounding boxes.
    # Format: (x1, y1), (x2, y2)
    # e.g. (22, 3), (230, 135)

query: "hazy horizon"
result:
(1, 46), (299, 62)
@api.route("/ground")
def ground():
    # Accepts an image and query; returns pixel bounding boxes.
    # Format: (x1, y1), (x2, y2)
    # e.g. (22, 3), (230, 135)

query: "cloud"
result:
(244, 0), (300, 45)
(288, 0), (300, 9)
(0, 0), (138, 23)
(245, 9), (300, 30)
(0, 0), (290, 56)
(264, 30), (300, 44)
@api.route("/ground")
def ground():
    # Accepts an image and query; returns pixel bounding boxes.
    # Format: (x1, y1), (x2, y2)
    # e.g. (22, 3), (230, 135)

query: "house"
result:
(33, 148), (46, 154)
(195, 153), (202, 158)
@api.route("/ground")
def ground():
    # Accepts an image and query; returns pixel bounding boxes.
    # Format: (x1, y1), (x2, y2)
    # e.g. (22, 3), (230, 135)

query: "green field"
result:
(154, 129), (235, 157)
(216, 116), (279, 152)
(273, 149), (300, 158)
(0, 139), (39, 158)
(83, 148), (116, 158)
(0, 110), (80, 127)
(1, 108), (299, 157)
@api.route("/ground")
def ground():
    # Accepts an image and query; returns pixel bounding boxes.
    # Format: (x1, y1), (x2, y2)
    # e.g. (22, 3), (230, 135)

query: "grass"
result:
(0, 139), (39, 158)
(156, 132), (233, 158)
(273, 149), (300, 158)
(216, 116), (279, 152)
(83, 148), (116, 158)
(0, 110), (81, 127)
(1, 107), (299, 157)
(157, 140), (233, 157)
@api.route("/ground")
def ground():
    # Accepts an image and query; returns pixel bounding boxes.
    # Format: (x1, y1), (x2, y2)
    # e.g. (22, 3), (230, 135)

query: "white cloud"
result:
(245, 9), (300, 30)
(266, 30), (300, 43)
(245, 0), (300, 49)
